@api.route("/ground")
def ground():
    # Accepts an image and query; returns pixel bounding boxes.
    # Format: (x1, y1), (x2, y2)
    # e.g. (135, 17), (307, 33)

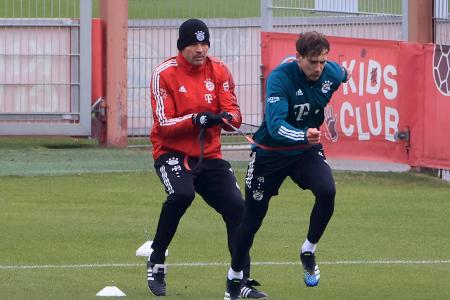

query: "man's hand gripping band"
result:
(192, 111), (223, 128)
(184, 112), (230, 172)
(184, 113), (313, 172)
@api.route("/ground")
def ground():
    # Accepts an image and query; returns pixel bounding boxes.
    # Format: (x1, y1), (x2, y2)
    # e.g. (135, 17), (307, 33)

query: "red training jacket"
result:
(150, 52), (242, 160)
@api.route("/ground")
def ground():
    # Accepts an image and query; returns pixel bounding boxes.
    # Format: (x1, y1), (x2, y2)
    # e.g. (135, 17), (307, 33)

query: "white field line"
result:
(1, 260), (450, 270)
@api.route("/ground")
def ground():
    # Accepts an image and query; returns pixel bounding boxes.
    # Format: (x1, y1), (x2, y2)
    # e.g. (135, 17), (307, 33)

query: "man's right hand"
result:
(192, 112), (223, 128)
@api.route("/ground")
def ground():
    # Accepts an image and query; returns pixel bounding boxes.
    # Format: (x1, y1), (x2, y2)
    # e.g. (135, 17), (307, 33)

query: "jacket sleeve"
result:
(217, 64), (242, 130)
(328, 61), (348, 87)
(150, 68), (196, 137)
(265, 69), (308, 145)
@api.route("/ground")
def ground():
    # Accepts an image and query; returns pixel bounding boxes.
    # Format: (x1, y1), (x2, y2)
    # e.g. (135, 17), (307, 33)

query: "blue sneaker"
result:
(300, 251), (320, 287)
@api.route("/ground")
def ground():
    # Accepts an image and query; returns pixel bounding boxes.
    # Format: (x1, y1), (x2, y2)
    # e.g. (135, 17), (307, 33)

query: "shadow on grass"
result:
(0, 137), (155, 176)
(0, 136), (98, 149)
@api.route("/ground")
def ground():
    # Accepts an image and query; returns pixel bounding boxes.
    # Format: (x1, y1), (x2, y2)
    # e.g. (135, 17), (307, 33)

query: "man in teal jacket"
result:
(224, 31), (348, 299)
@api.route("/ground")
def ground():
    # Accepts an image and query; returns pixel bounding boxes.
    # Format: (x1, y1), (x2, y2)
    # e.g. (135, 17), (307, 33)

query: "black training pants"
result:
(151, 153), (251, 276)
(231, 144), (336, 272)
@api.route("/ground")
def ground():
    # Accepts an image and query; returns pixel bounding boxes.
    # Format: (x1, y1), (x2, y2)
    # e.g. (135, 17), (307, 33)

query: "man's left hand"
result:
(306, 128), (321, 144)
(219, 111), (233, 123)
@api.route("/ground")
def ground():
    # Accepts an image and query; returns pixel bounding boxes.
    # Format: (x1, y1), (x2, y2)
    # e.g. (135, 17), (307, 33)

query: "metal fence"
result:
(126, 0), (409, 147)
(434, 0), (450, 45)
(0, 0), (91, 135)
(263, 0), (404, 40)
(127, 18), (262, 147)
(1, 0), (446, 141)
(0, 0), (81, 18)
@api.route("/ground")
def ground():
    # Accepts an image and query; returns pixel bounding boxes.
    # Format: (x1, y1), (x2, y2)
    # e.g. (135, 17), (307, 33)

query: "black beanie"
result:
(177, 19), (210, 50)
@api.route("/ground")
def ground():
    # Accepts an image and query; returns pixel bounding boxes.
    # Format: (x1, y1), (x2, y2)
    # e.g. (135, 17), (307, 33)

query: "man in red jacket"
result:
(147, 19), (268, 299)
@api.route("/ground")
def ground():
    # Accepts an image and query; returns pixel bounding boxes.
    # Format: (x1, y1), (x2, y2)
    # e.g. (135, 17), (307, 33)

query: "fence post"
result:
(80, 0), (92, 137)
(407, 0), (433, 43)
(261, 0), (273, 31)
(401, 0), (408, 41)
(99, 0), (128, 147)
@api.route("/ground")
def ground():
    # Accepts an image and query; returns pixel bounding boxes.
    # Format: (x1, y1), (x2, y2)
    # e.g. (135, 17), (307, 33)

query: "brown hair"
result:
(296, 31), (330, 58)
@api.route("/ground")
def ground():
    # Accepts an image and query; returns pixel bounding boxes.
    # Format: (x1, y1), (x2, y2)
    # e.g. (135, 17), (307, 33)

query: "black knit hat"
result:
(177, 19), (210, 50)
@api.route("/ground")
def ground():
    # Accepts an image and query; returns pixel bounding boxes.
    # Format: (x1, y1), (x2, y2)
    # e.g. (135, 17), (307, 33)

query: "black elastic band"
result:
(183, 128), (206, 173)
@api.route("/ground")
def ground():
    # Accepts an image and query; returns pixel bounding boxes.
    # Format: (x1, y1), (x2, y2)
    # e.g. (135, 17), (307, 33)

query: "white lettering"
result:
(267, 96), (280, 103)
(340, 101), (399, 141)
(383, 65), (398, 100)
(342, 60), (356, 95)
(204, 94), (213, 103)
(341, 59), (398, 99)
(385, 107), (399, 141)
(340, 101), (354, 136)
(359, 62), (365, 96)
(367, 101), (383, 136)
(356, 106), (370, 140)
(294, 103), (310, 121)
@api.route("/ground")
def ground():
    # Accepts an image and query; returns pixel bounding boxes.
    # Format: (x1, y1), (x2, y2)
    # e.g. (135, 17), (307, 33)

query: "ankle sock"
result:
(228, 267), (243, 280)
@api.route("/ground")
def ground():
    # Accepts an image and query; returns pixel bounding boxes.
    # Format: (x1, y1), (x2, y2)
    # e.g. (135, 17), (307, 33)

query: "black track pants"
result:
(150, 153), (251, 276)
(231, 145), (335, 271)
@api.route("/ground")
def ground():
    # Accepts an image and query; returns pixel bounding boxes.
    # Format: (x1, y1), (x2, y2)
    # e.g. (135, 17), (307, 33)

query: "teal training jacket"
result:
(253, 60), (348, 156)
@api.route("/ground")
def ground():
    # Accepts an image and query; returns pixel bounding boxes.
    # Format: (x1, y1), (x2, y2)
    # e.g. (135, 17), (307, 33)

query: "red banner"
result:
(261, 32), (450, 169)
(421, 44), (450, 169)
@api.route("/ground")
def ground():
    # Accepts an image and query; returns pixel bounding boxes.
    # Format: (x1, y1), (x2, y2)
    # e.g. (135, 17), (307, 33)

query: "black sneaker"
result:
(224, 278), (242, 300)
(300, 251), (320, 287)
(147, 260), (167, 296)
(240, 278), (269, 299)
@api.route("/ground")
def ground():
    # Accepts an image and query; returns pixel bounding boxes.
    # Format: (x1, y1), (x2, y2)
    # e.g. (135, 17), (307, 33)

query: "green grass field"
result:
(1, 138), (450, 299)
(2, 1), (450, 297)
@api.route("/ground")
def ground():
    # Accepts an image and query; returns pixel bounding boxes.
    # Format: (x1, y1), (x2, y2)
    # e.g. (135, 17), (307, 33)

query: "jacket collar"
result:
(176, 51), (207, 73)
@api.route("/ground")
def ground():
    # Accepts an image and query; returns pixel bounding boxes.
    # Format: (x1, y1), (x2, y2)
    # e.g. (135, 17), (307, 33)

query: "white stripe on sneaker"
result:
(241, 287), (251, 297)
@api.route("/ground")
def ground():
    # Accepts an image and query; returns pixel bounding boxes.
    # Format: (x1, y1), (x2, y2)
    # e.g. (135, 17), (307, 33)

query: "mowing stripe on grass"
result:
(1, 260), (450, 270)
